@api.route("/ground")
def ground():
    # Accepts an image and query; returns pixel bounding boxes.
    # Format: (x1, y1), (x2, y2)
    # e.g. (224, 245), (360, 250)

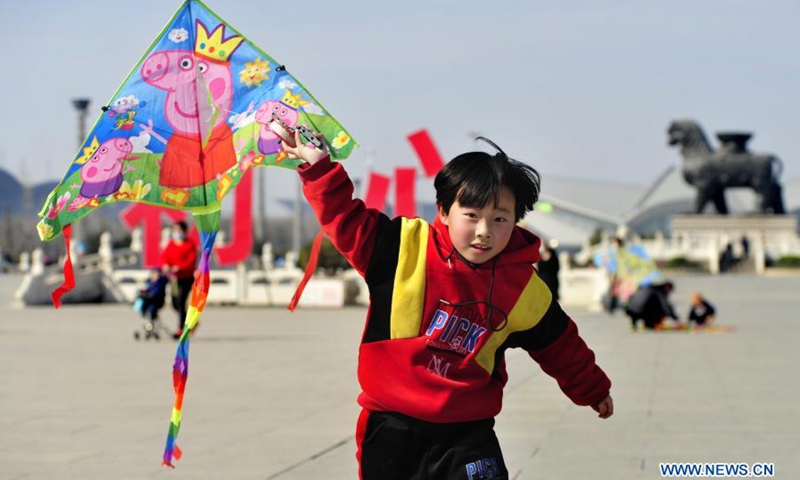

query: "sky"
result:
(1, 0), (799, 215)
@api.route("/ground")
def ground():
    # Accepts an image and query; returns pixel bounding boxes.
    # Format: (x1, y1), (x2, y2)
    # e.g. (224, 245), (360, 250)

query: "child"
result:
(138, 268), (168, 321)
(284, 132), (613, 480)
(688, 292), (716, 327)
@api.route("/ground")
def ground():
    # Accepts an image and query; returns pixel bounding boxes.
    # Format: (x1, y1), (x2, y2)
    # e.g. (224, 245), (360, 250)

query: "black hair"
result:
(174, 220), (188, 233)
(434, 137), (540, 222)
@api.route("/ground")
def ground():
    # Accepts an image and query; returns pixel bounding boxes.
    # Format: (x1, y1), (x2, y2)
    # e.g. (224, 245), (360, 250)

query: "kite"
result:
(36, 0), (356, 467)
(593, 244), (666, 305)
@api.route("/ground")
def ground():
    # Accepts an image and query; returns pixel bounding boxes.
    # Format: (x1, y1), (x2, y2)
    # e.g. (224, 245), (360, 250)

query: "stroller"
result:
(133, 270), (170, 340)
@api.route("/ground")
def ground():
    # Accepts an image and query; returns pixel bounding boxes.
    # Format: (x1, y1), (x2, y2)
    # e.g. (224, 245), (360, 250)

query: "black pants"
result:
(171, 277), (195, 331)
(356, 410), (509, 480)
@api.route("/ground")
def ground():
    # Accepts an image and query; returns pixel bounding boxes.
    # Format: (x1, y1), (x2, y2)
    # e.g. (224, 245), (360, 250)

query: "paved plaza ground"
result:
(1, 273), (798, 479)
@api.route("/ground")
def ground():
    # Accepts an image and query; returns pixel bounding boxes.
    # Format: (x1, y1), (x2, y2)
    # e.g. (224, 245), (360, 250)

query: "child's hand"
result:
(281, 128), (329, 165)
(592, 395), (614, 419)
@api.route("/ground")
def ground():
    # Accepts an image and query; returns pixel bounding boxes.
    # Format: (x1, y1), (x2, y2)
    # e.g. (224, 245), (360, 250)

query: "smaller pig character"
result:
(254, 100), (299, 156)
(79, 138), (136, 198)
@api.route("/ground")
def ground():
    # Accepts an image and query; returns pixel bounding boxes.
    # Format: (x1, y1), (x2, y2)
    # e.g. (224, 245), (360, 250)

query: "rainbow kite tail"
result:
(162, 213), (218, 467)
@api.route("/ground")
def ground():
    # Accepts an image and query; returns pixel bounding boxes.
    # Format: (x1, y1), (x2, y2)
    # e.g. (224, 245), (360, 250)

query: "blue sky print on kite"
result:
(37, 0), (356, 243)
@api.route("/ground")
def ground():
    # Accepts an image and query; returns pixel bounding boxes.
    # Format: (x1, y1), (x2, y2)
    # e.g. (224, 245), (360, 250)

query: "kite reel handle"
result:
(296, 125), (324, 151)
(268, 112), (297, 147)
(268, 112), (324, 151)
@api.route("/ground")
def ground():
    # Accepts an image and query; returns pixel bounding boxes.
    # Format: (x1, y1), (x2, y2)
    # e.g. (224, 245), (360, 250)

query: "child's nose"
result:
(476, 220), (492, 238)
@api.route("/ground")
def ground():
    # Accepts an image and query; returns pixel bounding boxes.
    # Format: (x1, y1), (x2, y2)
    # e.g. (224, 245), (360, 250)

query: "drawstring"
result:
(441, 254), (508, 332)
(433, 231), (508, 331)
(446, 246), (456, 269)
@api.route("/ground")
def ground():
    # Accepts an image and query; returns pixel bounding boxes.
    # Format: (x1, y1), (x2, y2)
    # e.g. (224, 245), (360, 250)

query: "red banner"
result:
(120, 204), (187, 267)
(364, 172), (391, 212)
(216, 169), (253, 265)
(120, 168), (253, 267)
(407, 129), (445, 178)
(394, 167), (417, 218)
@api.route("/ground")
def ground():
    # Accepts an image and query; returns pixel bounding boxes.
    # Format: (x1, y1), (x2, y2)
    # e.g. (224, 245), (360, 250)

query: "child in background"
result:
(138, 268), (168, 321)
(283, 130), (613, 480)
(688, 292), (716, 327)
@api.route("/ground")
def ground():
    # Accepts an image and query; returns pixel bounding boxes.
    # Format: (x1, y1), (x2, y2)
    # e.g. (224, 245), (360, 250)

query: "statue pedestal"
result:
(670, 215), (799, 275)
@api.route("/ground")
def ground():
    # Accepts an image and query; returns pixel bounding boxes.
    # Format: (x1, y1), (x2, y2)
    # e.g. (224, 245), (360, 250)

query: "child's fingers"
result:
(593, 396), (613, 419)
(281, 140), (299, 159)
(600, 398), (613, 418)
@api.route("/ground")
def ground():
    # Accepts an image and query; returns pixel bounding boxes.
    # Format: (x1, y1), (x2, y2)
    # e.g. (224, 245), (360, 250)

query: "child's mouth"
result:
(471, 244), (491, 251)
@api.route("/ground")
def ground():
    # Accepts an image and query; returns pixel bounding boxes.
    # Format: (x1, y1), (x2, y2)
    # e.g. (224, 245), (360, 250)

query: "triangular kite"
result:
(35, 0), (356, 467)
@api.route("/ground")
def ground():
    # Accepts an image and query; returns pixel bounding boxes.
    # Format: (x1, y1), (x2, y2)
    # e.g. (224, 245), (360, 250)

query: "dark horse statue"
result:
(667, 120), (785, 214)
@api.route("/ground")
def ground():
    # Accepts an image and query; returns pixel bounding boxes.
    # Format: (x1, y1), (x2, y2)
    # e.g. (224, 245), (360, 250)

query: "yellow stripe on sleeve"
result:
(390, 218), (429, 339)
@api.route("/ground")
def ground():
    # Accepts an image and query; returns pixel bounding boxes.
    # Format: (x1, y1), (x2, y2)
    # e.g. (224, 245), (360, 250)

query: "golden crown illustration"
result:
(280, 89), (311, 109)
(195, 21), (243, 62)
(75, 137), (100, 165)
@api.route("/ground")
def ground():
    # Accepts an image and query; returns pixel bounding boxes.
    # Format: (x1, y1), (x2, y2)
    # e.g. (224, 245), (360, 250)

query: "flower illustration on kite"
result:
(139, 20), (243, 189)
(45, 192), (71, 220)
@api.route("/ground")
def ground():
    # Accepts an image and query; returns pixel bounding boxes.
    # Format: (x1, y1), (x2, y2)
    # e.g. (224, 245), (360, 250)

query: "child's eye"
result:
(465, 212), (478, 219)
(495, 217), (508, 223)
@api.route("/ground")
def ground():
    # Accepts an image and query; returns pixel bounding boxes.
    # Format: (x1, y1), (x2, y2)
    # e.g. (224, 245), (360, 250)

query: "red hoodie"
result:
(299, 158), (610, 423)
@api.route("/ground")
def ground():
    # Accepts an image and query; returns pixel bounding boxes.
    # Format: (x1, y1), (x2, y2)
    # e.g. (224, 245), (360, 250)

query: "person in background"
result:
(688, 292), (716, 327)
(160, 221), (198, 339)
(138, 268), (168, 321)
(625, 281), (678, 330)
(537, 240), (561, 300)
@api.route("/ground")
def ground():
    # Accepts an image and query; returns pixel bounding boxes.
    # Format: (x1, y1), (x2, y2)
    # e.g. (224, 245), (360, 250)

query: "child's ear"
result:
(437, 204), (449, 226)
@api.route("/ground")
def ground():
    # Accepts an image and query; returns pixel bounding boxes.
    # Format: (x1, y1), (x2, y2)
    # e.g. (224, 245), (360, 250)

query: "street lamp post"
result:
(72, 98), (91, 151)
(71, 98), (91, 250)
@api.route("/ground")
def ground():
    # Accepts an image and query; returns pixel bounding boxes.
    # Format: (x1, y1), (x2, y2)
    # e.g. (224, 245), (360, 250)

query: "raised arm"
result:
(298, 158), (385, 275)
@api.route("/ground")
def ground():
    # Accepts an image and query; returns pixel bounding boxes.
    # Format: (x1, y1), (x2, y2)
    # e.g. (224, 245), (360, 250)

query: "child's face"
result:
(438, 187), (516, 264)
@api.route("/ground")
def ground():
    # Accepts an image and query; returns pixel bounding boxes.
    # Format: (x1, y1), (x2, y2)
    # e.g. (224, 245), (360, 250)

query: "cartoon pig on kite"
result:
(254, 89), (310, 157)
(139, 20), (241, 188)
(79, 137), (136, 198)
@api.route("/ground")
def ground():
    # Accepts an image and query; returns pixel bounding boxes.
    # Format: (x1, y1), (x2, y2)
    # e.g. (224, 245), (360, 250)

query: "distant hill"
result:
(0, 168), (24, 215)
(0, 168), (124, 218)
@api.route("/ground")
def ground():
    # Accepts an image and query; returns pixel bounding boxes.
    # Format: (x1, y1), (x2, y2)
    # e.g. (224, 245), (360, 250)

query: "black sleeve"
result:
(364, 215), (402, 287)
(504, 298), (569, 351)
(361, 216), (403, 344)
